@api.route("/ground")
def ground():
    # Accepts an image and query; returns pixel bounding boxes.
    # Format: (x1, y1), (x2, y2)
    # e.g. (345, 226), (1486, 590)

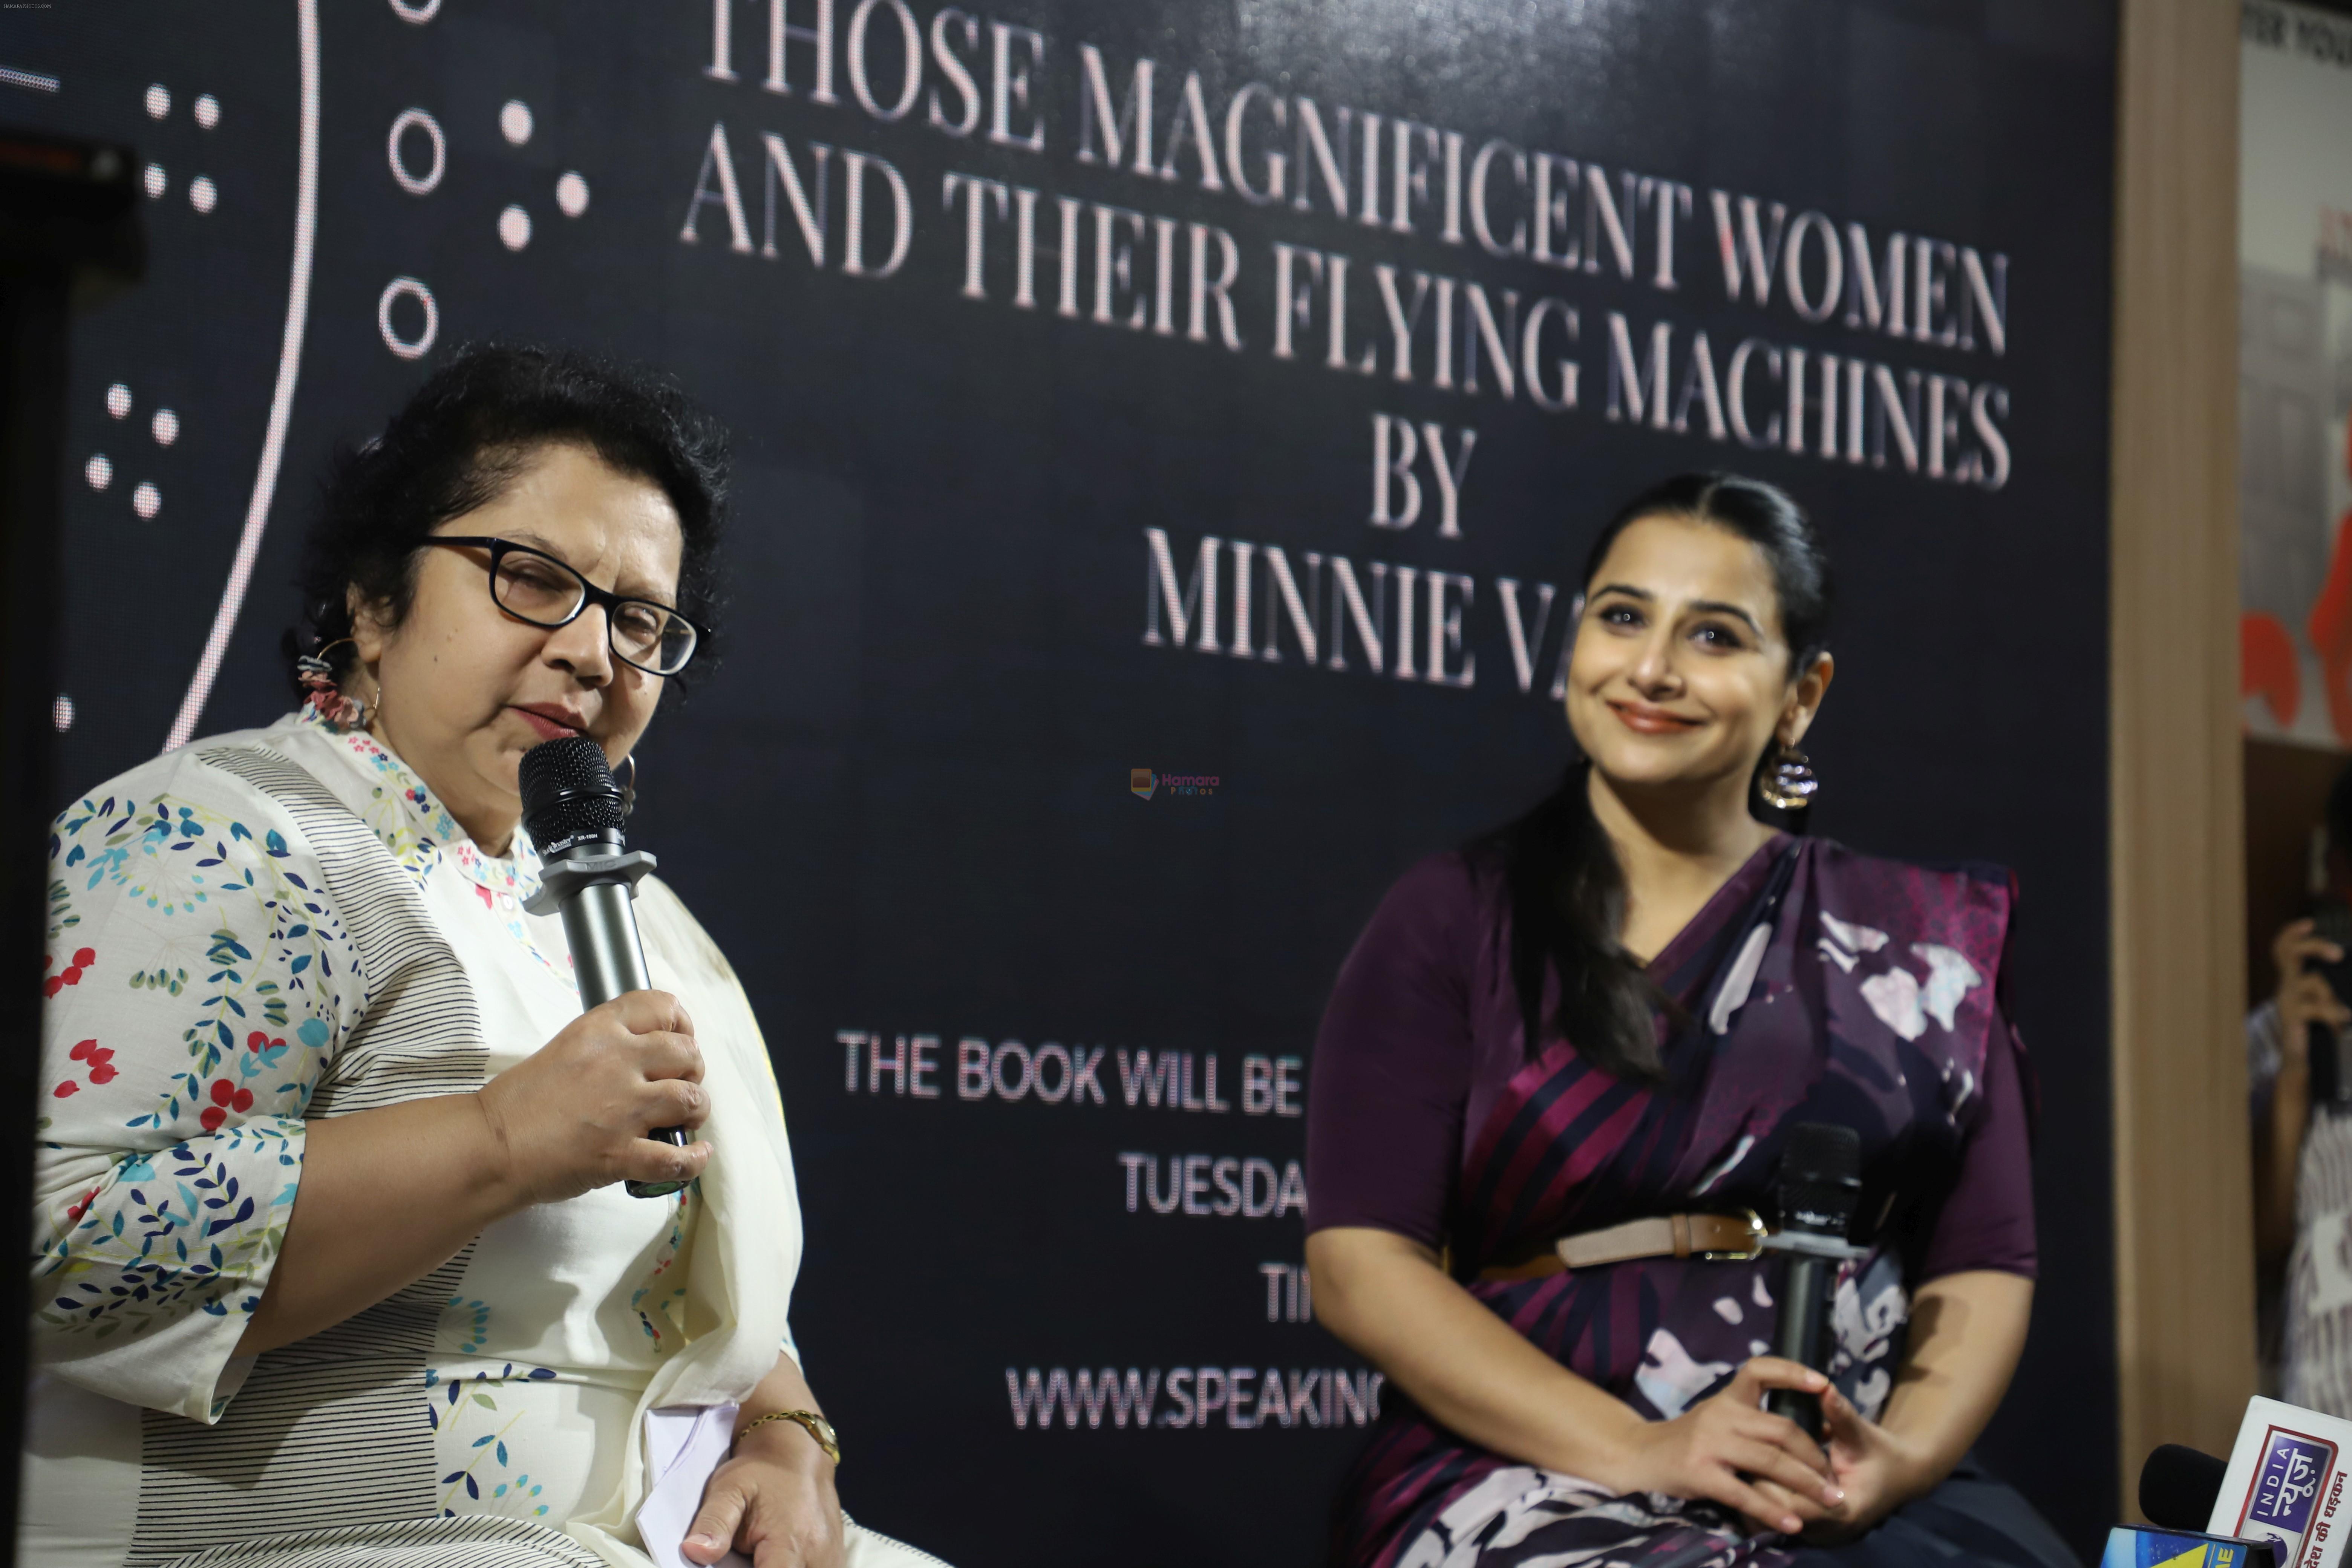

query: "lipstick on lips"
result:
(513, 706), (584, 742)
(1607, 700), (1701, 736)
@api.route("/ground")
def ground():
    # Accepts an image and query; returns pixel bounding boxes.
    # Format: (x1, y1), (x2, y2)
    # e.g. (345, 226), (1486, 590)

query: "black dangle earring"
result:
(616, 753), (638, 817)
(1755, 742), (1819, 812)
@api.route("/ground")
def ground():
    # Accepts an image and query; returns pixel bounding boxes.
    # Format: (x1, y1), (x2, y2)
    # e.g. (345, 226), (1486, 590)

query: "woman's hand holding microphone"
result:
(1609, 1359), (1923, 1542)
(1598, 1358), (1844, 1536)
(476, 989), (713, 1204)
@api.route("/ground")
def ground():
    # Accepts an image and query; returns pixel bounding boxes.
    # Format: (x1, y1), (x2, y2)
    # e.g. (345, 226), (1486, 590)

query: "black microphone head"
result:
(2140, 1443), (2230, 1531)
(1777, 1121), (1862, 1236)
(519, 737), (626, 857)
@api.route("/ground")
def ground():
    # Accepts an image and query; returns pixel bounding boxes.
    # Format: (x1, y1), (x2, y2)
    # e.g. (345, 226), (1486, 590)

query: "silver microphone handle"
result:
(526, 848), (688, 1198)
(558, 880), (652, 1008)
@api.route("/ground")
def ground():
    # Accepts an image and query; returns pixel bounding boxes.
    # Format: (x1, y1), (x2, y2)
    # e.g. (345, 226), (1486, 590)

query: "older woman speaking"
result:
(26, 345), (941, 1568)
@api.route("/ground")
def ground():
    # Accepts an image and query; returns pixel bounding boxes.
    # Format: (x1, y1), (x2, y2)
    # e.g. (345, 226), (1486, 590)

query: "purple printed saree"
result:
(1312, 835), (2038, 1568)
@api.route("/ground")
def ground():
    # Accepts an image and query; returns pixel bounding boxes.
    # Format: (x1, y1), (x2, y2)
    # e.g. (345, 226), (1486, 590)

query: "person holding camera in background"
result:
(2254, 763), (2352, 1416)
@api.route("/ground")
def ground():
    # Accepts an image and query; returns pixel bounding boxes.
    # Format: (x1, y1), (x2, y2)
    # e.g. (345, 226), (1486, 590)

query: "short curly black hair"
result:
(286, 340), (729, 697)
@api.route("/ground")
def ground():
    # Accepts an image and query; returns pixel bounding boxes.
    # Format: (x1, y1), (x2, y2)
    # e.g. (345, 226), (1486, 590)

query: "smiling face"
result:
(1564, 511), (1827, 804)
(349, 441), (686, 853)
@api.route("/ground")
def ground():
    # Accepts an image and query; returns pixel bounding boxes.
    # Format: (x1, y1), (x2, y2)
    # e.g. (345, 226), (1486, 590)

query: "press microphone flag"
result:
(2120, 1444), (2277, 1568)
(519, 736), (692, 1200)
(2206, 1395), (2352, 1568)
(2101, 1526), (2273, 1568)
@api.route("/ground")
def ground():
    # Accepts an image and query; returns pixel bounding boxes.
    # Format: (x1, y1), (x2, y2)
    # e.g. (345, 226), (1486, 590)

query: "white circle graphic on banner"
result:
(378, 277), (438, 360)
(387, 0), (440, 21)
(387, 109), (444, 196)
(142, 164), (166, 199)
(501, 100), (533, 146)
(105, 384), (130, 418)
(84, 455), (111, 491)
(194, 93), (220, 129)
(152, 409), (180, 446)
(145, 83), (170, 119)
(557, 172), (589, 217)
(52, 695), (74, 734)
(133, 482), (161, 519)
(499, 205), (531, 250)
(189, 176), (217, 214)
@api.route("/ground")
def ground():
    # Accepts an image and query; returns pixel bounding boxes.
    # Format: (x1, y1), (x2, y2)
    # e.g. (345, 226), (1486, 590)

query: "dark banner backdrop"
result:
(13, 2), (2117, 1561)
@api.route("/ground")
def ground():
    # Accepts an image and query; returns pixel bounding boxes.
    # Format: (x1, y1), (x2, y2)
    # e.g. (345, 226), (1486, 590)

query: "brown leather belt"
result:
(1475, 1210), (1768, 1283)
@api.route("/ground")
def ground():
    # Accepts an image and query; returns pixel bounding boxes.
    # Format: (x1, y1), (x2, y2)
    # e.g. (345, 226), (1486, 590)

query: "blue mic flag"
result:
(2102, 1525), (2275, 1568)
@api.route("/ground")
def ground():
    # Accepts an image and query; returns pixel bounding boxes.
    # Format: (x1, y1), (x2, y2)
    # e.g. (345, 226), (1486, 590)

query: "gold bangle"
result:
(736, 1409), (840, 1467)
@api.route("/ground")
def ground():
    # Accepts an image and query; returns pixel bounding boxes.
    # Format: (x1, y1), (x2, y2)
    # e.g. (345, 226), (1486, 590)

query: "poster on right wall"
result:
(2242, 1), (2352, 747)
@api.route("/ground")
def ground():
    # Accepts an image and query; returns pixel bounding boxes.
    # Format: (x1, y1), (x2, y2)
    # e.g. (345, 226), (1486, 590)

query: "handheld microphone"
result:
(1764, 1121), (1861, 1441)
(519, 736), (690, 1200)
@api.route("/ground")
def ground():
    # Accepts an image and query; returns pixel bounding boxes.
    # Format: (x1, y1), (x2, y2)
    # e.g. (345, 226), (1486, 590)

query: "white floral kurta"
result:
(24, 707), (793, 1565)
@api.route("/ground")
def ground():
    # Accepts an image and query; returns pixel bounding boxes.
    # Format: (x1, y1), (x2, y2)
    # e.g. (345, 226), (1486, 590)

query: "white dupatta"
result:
(564, 876), (803, 1568)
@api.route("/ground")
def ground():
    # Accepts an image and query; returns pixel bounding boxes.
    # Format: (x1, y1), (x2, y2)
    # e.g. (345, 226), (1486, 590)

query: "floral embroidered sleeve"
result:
(34, 761), (365, 1422)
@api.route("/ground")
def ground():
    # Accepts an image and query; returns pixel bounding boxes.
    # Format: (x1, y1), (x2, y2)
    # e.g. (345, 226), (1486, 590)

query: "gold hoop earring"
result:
(1756, 743), (1819, 811)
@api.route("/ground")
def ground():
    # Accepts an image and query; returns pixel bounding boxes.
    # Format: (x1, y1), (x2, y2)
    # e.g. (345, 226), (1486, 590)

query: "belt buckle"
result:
(1698, 1208), (1768, 1262)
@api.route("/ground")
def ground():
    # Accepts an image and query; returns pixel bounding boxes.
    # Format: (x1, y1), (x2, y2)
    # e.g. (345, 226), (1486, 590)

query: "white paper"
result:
(635, 1403), (753, 1568)
(642, 1406), (704, 1486)
(2208, 1395), (2352, 1568)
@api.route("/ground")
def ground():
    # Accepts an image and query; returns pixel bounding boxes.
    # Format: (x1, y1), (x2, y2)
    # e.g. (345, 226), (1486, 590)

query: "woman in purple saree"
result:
(1306, 476), (2073, 1568)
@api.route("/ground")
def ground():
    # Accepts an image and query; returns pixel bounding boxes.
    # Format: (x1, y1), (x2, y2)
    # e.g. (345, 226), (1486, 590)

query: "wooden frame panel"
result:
(2110, 0), (2255, 1509)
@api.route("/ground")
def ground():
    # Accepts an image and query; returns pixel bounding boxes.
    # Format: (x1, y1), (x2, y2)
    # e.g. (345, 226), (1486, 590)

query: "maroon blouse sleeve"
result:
(1916, 1014), (2038, 1280)
(1304, 853), (1482, 1246)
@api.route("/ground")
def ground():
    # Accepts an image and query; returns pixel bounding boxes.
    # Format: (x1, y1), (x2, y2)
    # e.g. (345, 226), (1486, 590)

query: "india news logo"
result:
(2239, 1426), (2339, 1560)
(1130, 769), (1157, 800)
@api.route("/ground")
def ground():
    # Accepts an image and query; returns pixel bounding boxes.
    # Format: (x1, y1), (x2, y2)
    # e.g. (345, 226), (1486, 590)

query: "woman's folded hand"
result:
(1595, 1357), (1843, 1536)
(475, 989), (713, 1204)
(1792, 1382), (1929, 1543)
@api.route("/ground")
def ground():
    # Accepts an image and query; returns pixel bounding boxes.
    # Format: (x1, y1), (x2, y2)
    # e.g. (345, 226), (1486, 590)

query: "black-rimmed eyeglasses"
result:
(428, 536), (702, 677)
